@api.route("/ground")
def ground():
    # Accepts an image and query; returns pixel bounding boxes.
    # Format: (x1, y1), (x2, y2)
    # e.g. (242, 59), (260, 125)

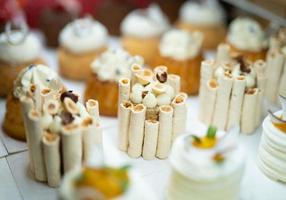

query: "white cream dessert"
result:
(264, 28), (286, 103)
(167, 126), (245, 200)
(199, 44), (267, 134)
(118, 66), (187, 159)
(90, 48), (144, 82)
(159, 29), (203, 61)
(257, 95), (286, 182)
(227, 17), (265, 52)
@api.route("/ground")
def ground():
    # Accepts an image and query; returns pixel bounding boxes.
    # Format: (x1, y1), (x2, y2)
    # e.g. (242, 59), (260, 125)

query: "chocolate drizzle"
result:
(60, 91), (78, 103)
(156, 71), (168, 83)
(60, 111), (74, 125)
(234, 56), (251, 73)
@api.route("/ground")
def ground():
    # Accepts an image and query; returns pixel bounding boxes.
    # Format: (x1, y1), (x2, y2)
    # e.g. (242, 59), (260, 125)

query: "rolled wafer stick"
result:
(118, 101), (133, 151)
(142, 120), (159, 160)
(265, 50), (284, 102)
(216, 43), (231, 63)
(227, 76), (246, 130)
(156, 105), (173, 159)
(61, 124), (82, 173)
(127, 104), (146, 158)
(64, 98), (79, 115)
(27, 109), (47, 181)
(253, 60), (266, 78)
(154, 65), (168, 74)
(255, 89), (264, 127)
(42, 99), (60, 115)
(34, 85), (42, 112)
(167, 74), (181, 95)
(86, 99), (99, 122)
(20, 96), (35, 173)
(42, 131), (60, 187)
(131, 64), (142, 86)
(171, 93), (187, 141)
(278, 62), (286, 98)
(40, 88), (55, 106)
(82, 118), (102, 163)
(200, 79), (218, 126)
(118, 78), (131, 105)
(212, 73), (233, 130)
(241, 88), (259, 134)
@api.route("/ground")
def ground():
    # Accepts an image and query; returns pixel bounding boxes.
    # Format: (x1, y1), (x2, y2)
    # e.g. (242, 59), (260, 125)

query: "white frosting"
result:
(258, 111), (286, 182)
(179, 1), (225, 26)
(13, 64), (61, 98)
(159, 29), (203, 60)
(227, 18), (265, 52)
(0, 32), (41, 64)
(91, 48), (144, 82)
(59, 18), (108, 54)
(121, 4), (169, 38)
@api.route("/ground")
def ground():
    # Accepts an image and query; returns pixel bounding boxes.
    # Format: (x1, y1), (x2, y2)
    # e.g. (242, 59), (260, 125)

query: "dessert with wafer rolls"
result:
(118, 65), (187, 159)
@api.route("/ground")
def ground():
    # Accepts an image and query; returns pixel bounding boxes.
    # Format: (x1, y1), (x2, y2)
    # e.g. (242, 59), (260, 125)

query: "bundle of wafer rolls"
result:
(264, 28), (286, 103)
(199, 43), (267, 134)
(20, 83), (102, 187)
(118, 65), (187, 160)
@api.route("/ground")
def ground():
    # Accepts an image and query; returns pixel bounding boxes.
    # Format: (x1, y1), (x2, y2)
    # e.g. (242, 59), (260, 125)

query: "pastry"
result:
(226, 17), (267, 62)
(198, 44), (267, 134)
(167, 126), (245, 200)
(264, 28), (286, 103)
(84, 48), (144, 116)
(21, 86), (102, 187)
(257, 95), (286, 182)
(58, 17), (108, 80)
(152, 29), (203, 95)
(120, 4), (169, 65)
(2, 64), (63, 141)
(118, 66), (187, 159)
(0, 22), (44, 97)
(176, 0), (226, 50)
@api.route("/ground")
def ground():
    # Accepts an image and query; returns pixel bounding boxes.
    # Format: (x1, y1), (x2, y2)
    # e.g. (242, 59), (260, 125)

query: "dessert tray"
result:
(0, 47), (285, 200)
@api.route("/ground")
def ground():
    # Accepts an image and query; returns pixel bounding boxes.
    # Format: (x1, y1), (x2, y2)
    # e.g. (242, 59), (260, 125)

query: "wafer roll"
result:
(34, 85), (42, 112)
(227, 76), (246, 129)
(40, 88), (56, 106)
(200, 79), (218, 125)
(27, 109), (46, 181)
(279, 62), (286, 97)
(142, 120), (159, 160)
(42, 132), (60, 187)
(254, 60), (266, 77)
(216, 43), (231, 62)
(212, 74), (233, 130)
(119, 78), (131, 105)
(241, 88), (259, 134)
(265, 50), (284, 102)
(118, 101), (133, 151)
(82, 118), (102, 163)
(61, 124), (82, 173)
(86, 99), (100, 122)
(131, 64), (142, 85)
(167, 74), (181, 95)
(154, 65), (168, 75)
(156, 105), (173, 159)
(42, 100), (60, 115)
(171, 93), (187, 140)
(127, 104), (146, 158)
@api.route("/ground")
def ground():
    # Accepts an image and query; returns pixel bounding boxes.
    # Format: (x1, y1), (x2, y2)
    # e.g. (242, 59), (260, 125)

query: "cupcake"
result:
(120, 4), (169, 65)
(85, 48), (144, 117)
(118, 66), (187, 159)
(167, 126), (245, 200)
(21, 86), (102, 186)
(199, 44), (267, 134)
(2, 64), (63, 141)
(176, 0), (226, 50)
(152, 29), (203, 95)
(264, 28), (286, 103)
(257, 95), (286, 182)
(58, 17), (108, 80)
(0, 22), (44, 97)
(226, 17), (267, 62)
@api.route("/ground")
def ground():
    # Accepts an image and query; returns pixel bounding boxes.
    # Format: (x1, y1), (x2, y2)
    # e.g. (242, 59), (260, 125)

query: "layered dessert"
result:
(21, 84), (102, 187)
(176, 0), (226, 50)
(58, 17), (108, 80)
(0, 21), (44, 97)
(199, 44), (267, 134)
(264, 28), (286, 103)
(120, 4), (169, 65)
(118, 66), (187, 159)
(3, 64), (59, 141)
(226, 17), (267, 62)
(85, 48), (144, 116)
(257, 95), (286, 182)
(167, 126), (245, 200)
(152, 29), (203, 95)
